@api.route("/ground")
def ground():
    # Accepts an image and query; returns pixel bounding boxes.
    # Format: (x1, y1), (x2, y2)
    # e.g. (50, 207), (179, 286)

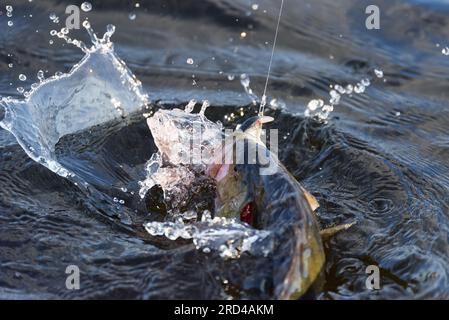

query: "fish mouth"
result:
(258, 116), (274, 124)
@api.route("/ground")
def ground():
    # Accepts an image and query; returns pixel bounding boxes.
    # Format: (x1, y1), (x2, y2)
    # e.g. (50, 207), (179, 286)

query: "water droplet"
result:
(322, 104), (333, 112)
(17, 87), (24, 94)
(354, 83), (365, 94)
(113, 197), (118, 203)
(186, 58), (194, 65)
(49, 13), (57, 20)
(37, 70), (45, 81)
(307, 99), (324, 111)
(50, 30), (57, 36)
(361, 78), (370, 86)
(82, 20), (91, 29)
(227, 74), (235, 81)
(184, 99), (197, 113)
(19, 74), (27, 81)
(106, 24), (115, 34)
(240, 73), (250, 87)
(345, 84), (354, 94)
(8, 63), (13, 68)
(251, 4), (259, 10)
(329, 90), (341, 105)
(442, 47), (449, 56)
(199, 100), (210, 116)
(7, 21), (13, 27)
(81, 2), (92, 12)
(129, 12), (136, 20)
(240, 31), (247, 38)
(334, 84), (346, 94)
(374, 69), (384, 78)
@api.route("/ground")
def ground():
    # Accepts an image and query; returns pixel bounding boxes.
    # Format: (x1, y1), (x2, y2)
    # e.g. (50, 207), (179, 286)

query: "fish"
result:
(145, 109), (352, 299)
(207, 115), (326, 299)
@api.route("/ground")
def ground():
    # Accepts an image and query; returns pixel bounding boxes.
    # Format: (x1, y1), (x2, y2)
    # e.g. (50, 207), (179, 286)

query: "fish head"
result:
(207, 161), (260, 225)
(236, 115), (274, 141)
(207, 115), (275, 227)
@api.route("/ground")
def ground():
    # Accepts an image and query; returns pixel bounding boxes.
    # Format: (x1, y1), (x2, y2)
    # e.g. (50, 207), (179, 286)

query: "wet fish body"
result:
(208, 116), (325, 299)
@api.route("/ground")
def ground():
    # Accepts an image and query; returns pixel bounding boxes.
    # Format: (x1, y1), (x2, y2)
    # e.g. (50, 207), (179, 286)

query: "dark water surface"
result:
(0, 0), (449, 299)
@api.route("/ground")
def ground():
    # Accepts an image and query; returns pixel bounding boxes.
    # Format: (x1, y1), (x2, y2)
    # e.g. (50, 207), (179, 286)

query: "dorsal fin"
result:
(300, 187), (320, 212)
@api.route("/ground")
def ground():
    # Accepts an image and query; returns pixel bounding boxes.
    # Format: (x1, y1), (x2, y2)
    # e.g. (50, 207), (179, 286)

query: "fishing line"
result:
(259, 0), (285, 116)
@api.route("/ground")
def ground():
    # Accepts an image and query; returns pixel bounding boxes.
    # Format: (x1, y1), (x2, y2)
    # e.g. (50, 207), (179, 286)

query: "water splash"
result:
(184, 99), (196, 113)
(199, 100), (210, 117)
(145, 211), (272, 259)
(6, 5), (13, 27)
(140, 105), (275, 260)
(0, 23), (149, 185)
(240, 73), (259, 105)
(49, 13), (59, 24)
(138, 105), (223, 206)
(220, 74), (289, 126)
(148, 105), (222, 166)
(305, 77), (372, 122)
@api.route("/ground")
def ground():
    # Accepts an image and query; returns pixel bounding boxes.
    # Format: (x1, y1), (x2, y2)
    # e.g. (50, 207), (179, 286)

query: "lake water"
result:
(0, 0), (448, 299)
